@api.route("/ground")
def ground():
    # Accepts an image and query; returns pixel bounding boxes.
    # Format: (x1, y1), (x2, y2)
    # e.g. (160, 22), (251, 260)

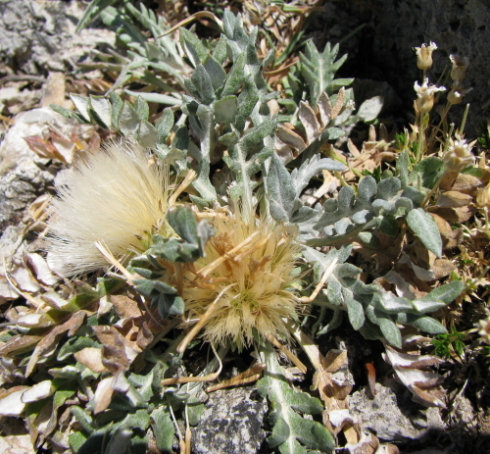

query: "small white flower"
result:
(443, 135), (474, 172)
(47, 140), (171, 276)
(414, 78), (446, 113)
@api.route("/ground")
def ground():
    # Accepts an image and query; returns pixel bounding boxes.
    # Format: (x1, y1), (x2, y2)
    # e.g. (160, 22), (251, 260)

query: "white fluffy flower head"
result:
(47, 140), (170, 276)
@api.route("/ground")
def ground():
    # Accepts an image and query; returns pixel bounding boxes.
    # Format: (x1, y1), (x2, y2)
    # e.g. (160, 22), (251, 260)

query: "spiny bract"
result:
(182, 207), (301, 349)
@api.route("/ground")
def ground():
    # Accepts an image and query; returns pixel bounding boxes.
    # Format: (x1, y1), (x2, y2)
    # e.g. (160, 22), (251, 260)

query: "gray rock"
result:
(348, 382), (445, 442)
(192, 387), (268, 454)
(0, 0), (115, 74)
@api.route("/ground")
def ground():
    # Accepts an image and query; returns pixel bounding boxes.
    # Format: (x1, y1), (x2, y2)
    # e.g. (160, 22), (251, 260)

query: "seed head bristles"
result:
(181, 207), (301, 349)
(47, 140), (172, 276)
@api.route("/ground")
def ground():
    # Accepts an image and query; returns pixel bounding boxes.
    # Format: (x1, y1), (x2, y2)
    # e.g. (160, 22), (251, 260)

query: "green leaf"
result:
(118, 101), (140, 136)
(70, 94), (92, 122)
(266, 153), (300, 222)
(397, 150), (411, 188)
(257, 344), (334, 454)
(135, 120), (158, 147)
(88, 96), (112, 129)
(76, 0), (118, 32)
(166, 207), (199, 245)
(413, 157), (444, 189)
(214, 96), (238, 124)
(155, 108), (174, 141)
(378, 315), (402, 348)
(134, 96), (150, 121)
(343, 291), (365, 331)
(151, 408), (175, 453)
(191, 64), (216, 105)
(408, 315), (447, 334)
(423, 280), (464, 304)
(406, 208), (442, 257)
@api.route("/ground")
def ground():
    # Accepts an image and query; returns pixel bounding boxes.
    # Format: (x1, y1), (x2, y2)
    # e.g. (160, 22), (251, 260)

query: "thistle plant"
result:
(1, 7), (478, 454)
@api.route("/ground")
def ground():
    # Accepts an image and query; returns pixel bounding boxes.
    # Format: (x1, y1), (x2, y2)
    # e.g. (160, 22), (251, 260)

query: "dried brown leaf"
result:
(25, 311), (86, 377)
(436, 190), (473, 208)
(299, 101), (320, 143)
(74, 347), (108, 374)
(0, 334), (43, 356)
(109, 294), (142, 319)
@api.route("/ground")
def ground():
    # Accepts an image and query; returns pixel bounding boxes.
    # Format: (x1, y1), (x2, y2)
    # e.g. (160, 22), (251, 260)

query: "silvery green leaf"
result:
(334, 218), (353, 235)
(204, 55), (226, 90)
(356, 96), (384, 122)
(155, 108), (174, 142)
(124, 90), (182, 106)
(406, 208), (442, 257)
(291, 206), (318, 223)
(395, 197), (414, 212)
(214, 96), (238, 124)
(351, 210), (372, 224)
(167, 207), (199, 245)
(76, 0), (117, 32)
(266, 153), (300, 222)
(374, 290), (413, 313)
(179, 27), (207, 67)
(422, 281), (464, 304)
(378, 315), (402, 348)
(358, 176), (377, 203)
(413, 156), (445, 189)
(134, 96), (149, 120)
(335, 263), (361, 280)
(411, 299), (447, 313)
(109, 91), (123, 129)
(135, 120), (158, 147)
(221, 52), (246, 97)
(407, 315), (447, 334)
(326, 278), (342, 306)
(371, 199), (392, 214)
(397, 150), (411, 188)
(151, 408), (174, 453)
(342, 289), (365, 330)
(377, 177), (401, 200)
(117, 101), (140, 136)
(70, 94), (92, 122)
(89, 96), (112, 129)
(291, 155), (346, 197)
(50, 103), (86, 123)
(379, 214), (399, 236)
(212, 38), (227, 64)
(191, 64), (216, 105)
(257, 344), (334, 454)
(321, 127), (344, 141)
(316, 308), (343, 335)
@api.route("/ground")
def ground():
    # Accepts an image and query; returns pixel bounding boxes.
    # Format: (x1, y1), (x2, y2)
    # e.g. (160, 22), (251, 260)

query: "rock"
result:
(192, 387), (268, 454)
(348, 382), (445, 442)
(0, 0), (115, 75)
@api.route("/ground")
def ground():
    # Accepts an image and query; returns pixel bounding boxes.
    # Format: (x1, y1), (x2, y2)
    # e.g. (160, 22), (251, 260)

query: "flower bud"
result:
(413, 42), (437, 71)
(450, 54), (469, 82)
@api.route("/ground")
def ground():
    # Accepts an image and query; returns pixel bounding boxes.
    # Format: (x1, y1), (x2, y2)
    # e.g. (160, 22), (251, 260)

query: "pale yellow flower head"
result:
(413, 41), (437, 71)
(182, 208), (301, 349)
(47, 140), (171, 276)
